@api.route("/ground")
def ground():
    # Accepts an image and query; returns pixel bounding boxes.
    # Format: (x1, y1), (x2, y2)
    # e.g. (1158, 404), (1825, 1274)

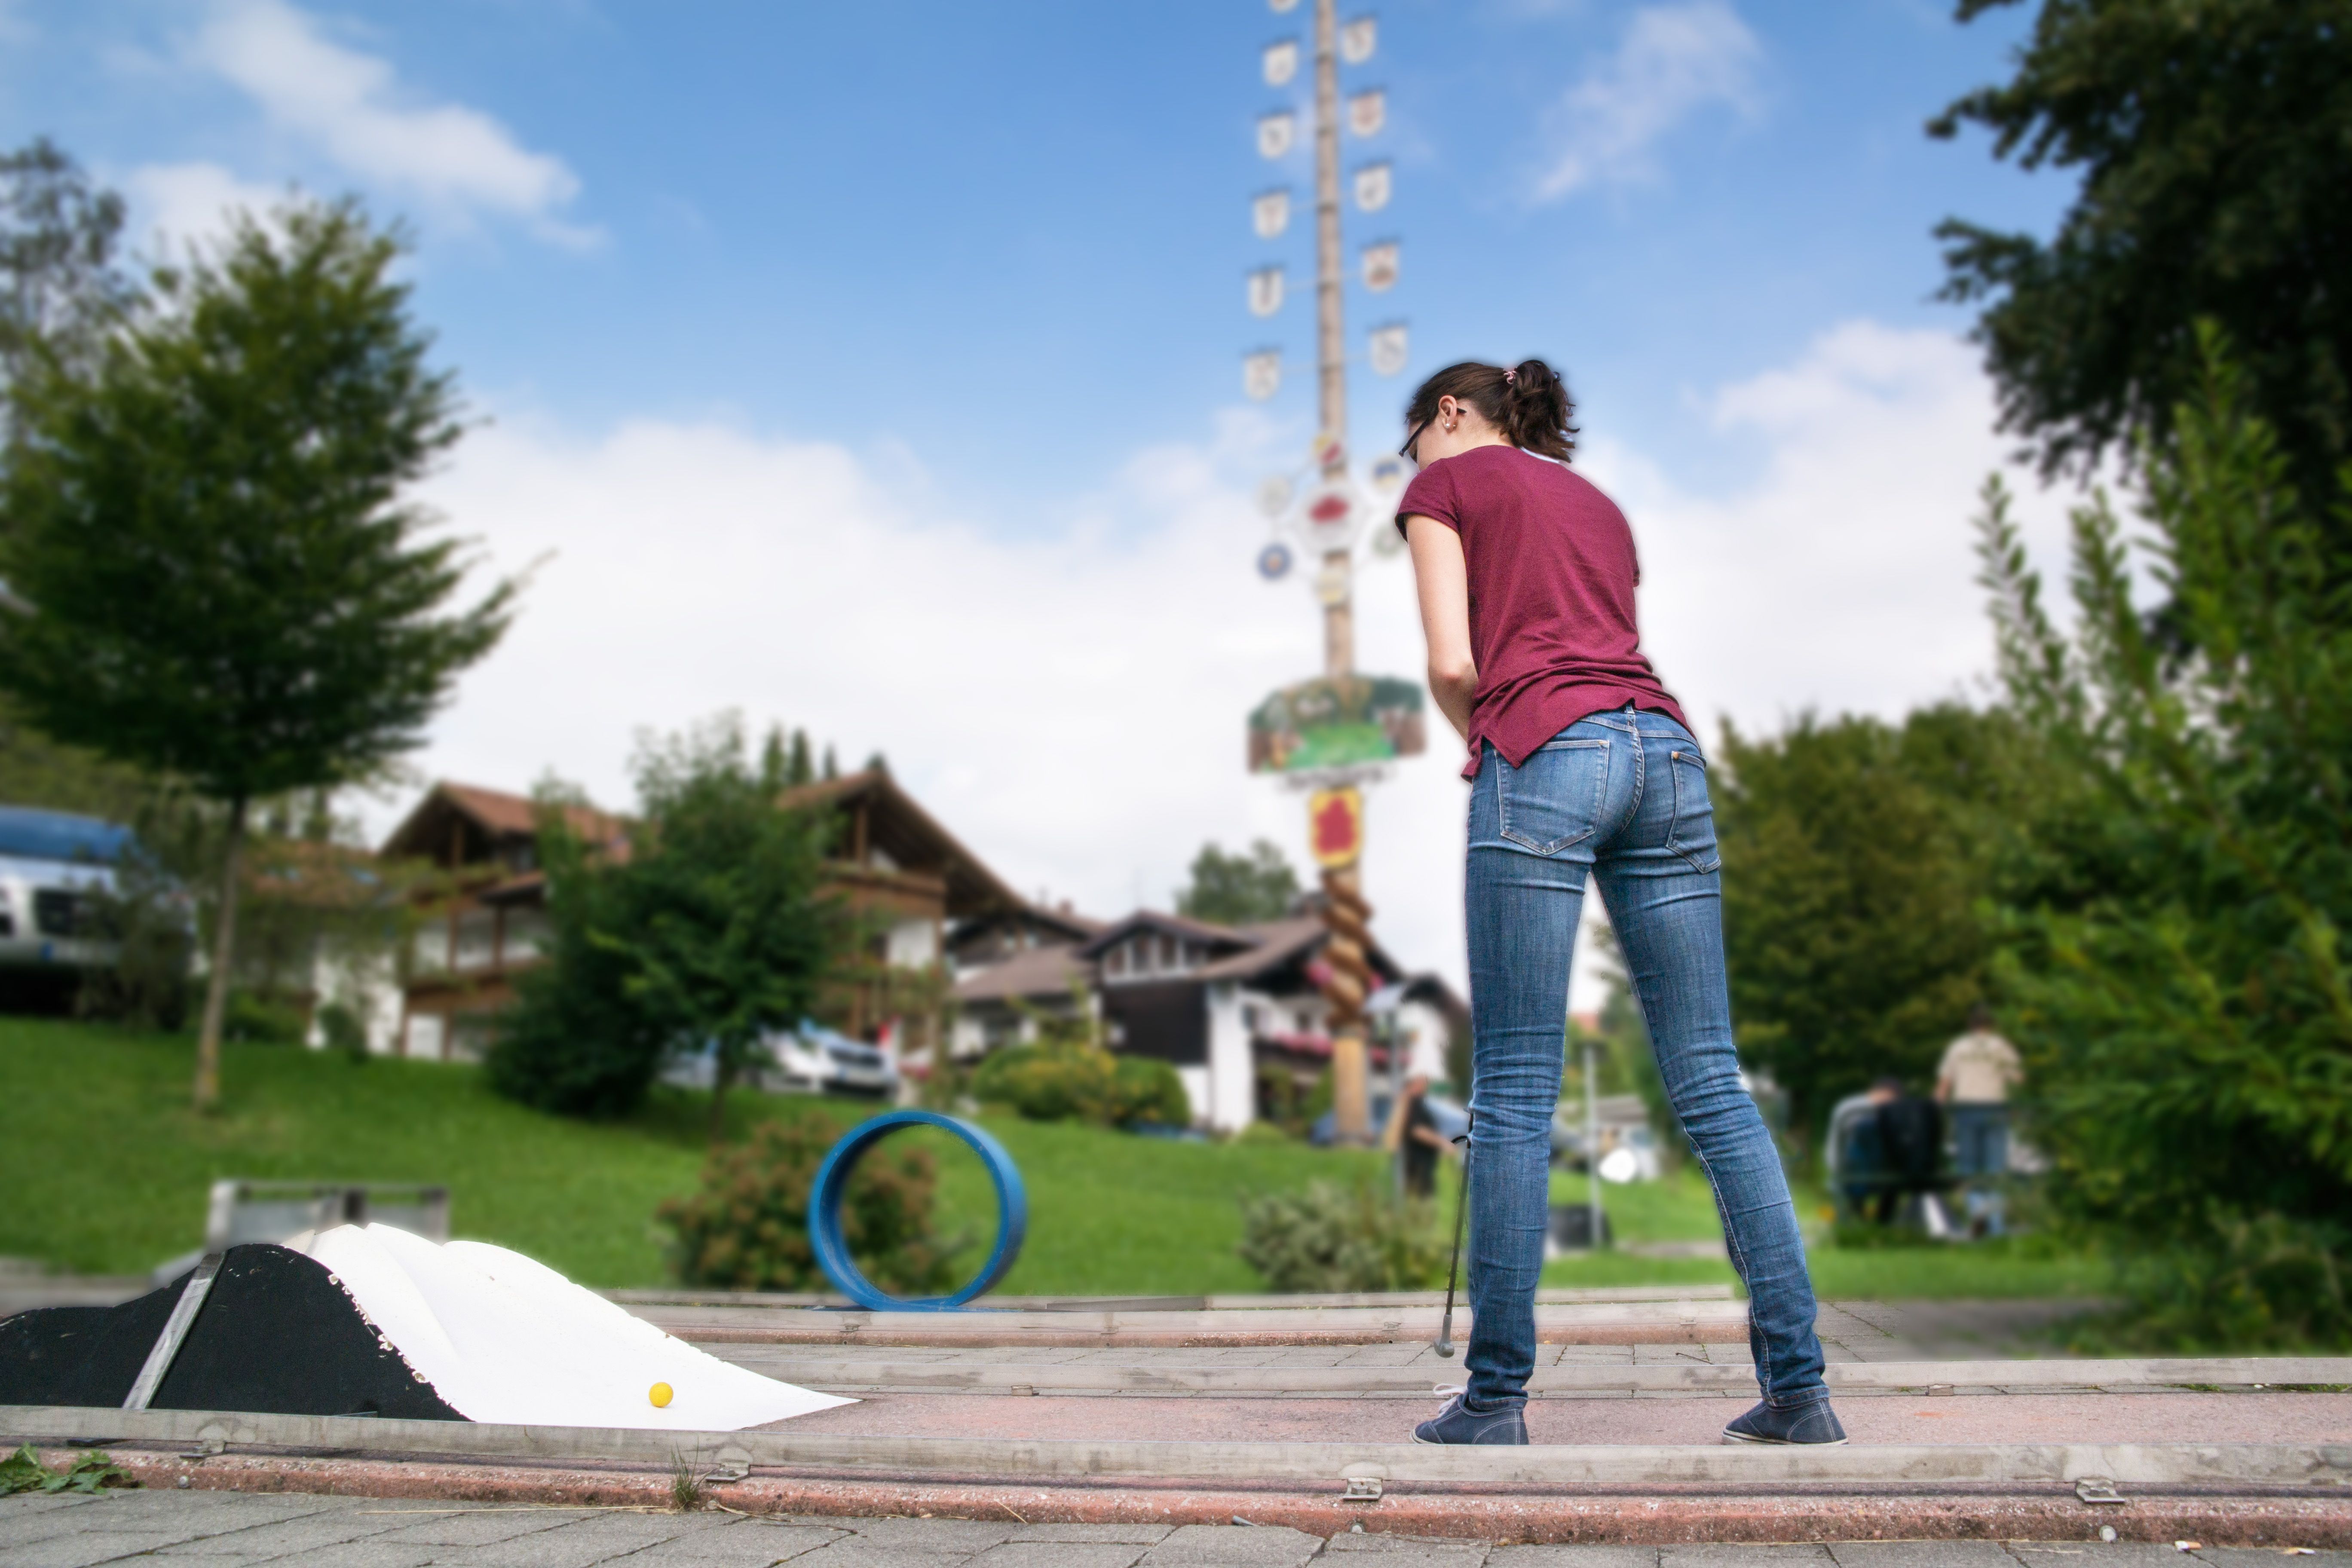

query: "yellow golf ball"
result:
(649, 1382), (674, 1409)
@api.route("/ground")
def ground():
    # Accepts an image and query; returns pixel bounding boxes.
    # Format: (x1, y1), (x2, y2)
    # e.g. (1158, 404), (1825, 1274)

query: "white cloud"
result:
(401, 406), (1472, 988)
(1533, 0), (1765, 201)
(125, 161), (290, 249)
(1587, 319), (2075, 741)
(393, 322), (2071, 1010)
(190, 0), (592, 243)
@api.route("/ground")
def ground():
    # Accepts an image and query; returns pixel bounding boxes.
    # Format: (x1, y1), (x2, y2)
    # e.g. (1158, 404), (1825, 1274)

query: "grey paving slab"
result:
(0, 1531), (226, 1568)
(1486, 1550), (1658, 1568)
(2193, 1552), (2352, 1568)
(429, 1529), (666, 1568)
(2009, 1548), (2193, 1568)
(365, 1505), (599, 1545)
(149, 1505), (422, 1556)
(0, 1495), (105, 1523)
(777, 1547), (978, 1568)
(1004, 1526), (1174, 1546)
(1828, 1547), (2025, 1568)
(1661, 1548), (1834, 1568)
(72, 1491), (352, 1527)
(828, 1519), (1017, 1552)
(0, 1500), (110, 1550)
(1137, 1523), (1322, 1568)
(539, 1511), (748, 1549)
(236, 1544), (438, 1568)
(1318, 1530), (1490, 1567)
(963, 1542), (1152, 1568)
(622, 1522), (846, 1564)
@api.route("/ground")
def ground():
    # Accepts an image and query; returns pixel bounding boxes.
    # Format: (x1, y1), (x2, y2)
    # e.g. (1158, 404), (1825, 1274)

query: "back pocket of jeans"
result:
(1666, 748), (1722, 873)
(1497, 737), (1611, 855)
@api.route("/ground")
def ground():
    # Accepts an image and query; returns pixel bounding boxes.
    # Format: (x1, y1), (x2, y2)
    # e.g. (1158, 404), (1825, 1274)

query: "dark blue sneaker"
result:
(1411, 1391), (1528, 1445)
(1723, 1399), (1847, 1445)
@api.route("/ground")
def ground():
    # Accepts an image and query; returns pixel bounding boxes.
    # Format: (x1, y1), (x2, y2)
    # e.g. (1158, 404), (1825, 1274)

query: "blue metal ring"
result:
(808, 1110), (1027, 1311)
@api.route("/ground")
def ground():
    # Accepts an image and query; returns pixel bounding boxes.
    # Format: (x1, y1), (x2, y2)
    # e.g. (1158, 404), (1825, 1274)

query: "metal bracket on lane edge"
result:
(124, 1252), (225, 1413)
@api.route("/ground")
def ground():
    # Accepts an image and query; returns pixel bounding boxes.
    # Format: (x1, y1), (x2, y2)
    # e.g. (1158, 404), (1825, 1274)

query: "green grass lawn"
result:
(0, 1017), (1383, 1293)
(1534, 1161), (2112, 1299)
(0, 1017), (2108, 1301)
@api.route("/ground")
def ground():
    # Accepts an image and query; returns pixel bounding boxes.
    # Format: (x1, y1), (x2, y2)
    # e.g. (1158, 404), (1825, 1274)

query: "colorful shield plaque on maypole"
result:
(1308, 786), (1366, 868)
(1248, 674), (1427, 774)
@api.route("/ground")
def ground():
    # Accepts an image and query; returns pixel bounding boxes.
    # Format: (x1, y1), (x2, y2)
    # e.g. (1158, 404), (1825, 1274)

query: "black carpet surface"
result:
(0, 1243), (463, 1420)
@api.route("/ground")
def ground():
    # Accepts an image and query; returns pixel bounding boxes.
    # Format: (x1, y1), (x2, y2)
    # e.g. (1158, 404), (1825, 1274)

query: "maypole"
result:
(1242, 0), (1420, 1144)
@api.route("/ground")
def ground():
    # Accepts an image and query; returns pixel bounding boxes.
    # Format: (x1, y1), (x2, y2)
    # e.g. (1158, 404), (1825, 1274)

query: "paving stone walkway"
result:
(5, 1492), (2346, 1568)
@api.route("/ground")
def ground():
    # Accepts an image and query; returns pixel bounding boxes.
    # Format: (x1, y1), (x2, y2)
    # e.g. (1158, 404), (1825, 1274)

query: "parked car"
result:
(765, 1020), (900, 1099)
(0, 806), (133, 978)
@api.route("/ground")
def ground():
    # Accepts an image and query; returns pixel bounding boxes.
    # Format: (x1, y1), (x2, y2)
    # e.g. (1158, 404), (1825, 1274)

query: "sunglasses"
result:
(1399, 419), (1429, 462)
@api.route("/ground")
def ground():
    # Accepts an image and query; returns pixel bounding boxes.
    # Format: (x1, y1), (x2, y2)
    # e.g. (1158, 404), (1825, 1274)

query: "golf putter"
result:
(1433, 1122), (1473, 1358)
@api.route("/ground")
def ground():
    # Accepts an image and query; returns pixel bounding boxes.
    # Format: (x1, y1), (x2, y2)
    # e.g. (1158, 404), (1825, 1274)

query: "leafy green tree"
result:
(0, 200), (516, 1109)
(1176, 839), (1300, 926)
(1, 138), (135, 447)
(624, 717), (843, 1140)
(491, 718), (845, 1137)
(1978, 330), (2352, 1346)
(485, 794), (665, 1118)
(1932, 0), (2352, 521)
(1714, 708), (2012, 1134)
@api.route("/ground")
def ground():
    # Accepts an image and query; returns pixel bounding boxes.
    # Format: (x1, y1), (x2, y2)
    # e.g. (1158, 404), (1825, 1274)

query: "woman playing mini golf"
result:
(1395, 359), (1846, 1447)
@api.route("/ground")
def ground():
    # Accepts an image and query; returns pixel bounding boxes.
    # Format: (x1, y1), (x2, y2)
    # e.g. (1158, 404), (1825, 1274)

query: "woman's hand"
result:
(1405, 514), (1476, 741)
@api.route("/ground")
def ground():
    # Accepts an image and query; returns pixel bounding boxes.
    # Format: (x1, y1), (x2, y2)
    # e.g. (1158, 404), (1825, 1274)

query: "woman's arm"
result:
(1405, 514), (1476, 741)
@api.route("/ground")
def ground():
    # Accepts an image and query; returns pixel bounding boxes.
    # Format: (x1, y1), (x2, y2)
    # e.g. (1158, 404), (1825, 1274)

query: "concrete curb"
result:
(632, 1302), (1754, 1349)
(36, 1447), (2352, 1548)
(9, 1406), (2349, 1489)
(603, 1286), (1741, 1311)
(699, 1357), (2352, 1397)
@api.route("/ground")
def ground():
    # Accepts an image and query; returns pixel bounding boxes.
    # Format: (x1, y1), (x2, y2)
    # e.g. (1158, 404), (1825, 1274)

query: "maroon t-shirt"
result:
(1396, 445), (1686, 778)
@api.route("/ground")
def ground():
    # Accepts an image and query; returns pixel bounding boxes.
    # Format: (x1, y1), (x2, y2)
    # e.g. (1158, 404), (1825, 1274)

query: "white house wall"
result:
(1205, 982), (1255, 1133)
(887, 917), (940, 968)
(1176, 1065), (1212, 1129)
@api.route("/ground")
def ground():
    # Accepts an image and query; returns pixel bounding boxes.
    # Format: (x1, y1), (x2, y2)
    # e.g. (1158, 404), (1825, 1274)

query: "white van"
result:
(0, 806), (131, 974)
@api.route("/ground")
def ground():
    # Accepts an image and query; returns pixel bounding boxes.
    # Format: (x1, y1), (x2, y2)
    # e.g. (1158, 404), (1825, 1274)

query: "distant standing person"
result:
(1396, 359), (1844, 1448)
(1937, 1004), (2022, 1178)
(1396, 1070), (1452, 1199)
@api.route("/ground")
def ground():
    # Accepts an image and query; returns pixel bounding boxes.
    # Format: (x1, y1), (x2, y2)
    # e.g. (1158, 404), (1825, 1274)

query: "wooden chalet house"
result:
(949, 906), (1467, 1133)
(379, 784), (629, 1062)
(381, 770), (1027, 1066)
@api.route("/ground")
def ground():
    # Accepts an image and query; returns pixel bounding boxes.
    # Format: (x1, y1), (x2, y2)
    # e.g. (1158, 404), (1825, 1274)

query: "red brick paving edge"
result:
(40, 1447), (2352, 1548)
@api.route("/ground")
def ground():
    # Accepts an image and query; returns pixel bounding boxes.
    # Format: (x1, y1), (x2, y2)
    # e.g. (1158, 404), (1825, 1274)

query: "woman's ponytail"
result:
(1501, 359), (1576, 462)
(1403, 357), (1578, 462)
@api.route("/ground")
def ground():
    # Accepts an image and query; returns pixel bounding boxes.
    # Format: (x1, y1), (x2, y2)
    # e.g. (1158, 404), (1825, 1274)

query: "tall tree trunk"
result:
(193, 796), (248, 1112)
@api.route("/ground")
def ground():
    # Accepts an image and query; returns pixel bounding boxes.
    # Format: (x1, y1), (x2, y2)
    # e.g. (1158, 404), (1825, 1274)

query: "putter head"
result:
(1432, 1338), (1455, 1358)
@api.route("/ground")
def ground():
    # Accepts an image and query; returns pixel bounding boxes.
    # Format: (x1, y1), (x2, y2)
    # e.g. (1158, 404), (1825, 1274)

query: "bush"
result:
(1978, 335), (2352, 1346)
(74, 855), (192, 1031)
(970, 1043), (1190, 1129)
(486, 817), (665, 1119)
(315, 999), (368, 1063)
(1237, 1179), (1449, 1293)
(1111, 1055), (1189, 1127)
(656, 1110), (962, 1296)
(221, 990), (305, 1044)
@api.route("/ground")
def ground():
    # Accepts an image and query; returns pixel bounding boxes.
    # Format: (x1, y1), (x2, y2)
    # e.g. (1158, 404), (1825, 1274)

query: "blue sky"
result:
(1, 0), (2075, 993)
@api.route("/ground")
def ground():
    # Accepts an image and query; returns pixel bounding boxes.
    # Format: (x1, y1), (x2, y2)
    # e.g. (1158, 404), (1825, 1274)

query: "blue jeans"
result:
(1463, 709), (1828, 1412)
(1948, 1103), (2009, 1179)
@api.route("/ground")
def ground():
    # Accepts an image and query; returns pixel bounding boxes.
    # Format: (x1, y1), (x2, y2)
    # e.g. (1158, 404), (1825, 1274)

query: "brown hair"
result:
(1404, 358), (1577, 462)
